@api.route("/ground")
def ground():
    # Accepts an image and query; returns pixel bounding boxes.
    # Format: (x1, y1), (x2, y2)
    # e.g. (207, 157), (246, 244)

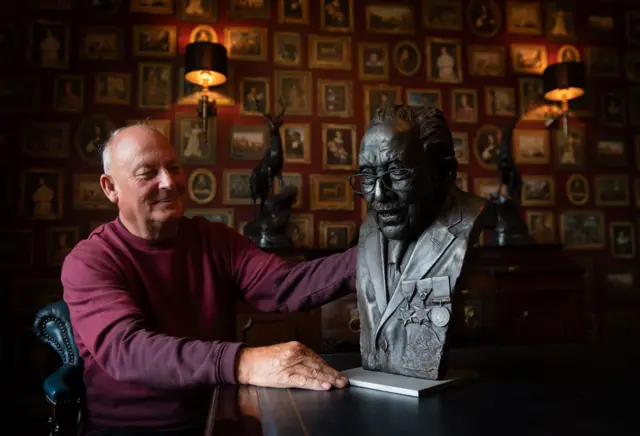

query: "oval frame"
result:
(466, 0), (502, 39)
(473, 124), (501, 170)
(566, 174), (589, 206)
(393, 40), (422, 77)
(557, 45), (581, 63)
(188, 168), (216, 205)
(189, 25), (219, 43)
(74, 114), (116, 166)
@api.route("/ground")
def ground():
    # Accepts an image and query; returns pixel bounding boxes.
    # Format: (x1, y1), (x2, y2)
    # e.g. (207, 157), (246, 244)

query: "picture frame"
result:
(95, 72), (132, 105)
(175, 113), (217, 165)
(178, 0), (218, 23)
(309, 34), (352, 70)
(557, 45), (581, 63)
(281, 123), (311, 164)
(602, 269), (635, 296)
(518, 77), (554, 121)
(512, 129), (550, 165)
(47, 226), (79, 267)
(73, 173), (115, 211)
(422, 0), (462, 31)
(321, 0), (354, 32)
(485, 86), (516, 117)
(587, 13), (617, 41)
(609, 221), (635, 259)
(224, 27), (268, 61)
(274, 32), (302, 66)
(322, 124), (357, 171)
(601, 92), (626, 127)
(467, 0), (501, 38)
(309, 174), (354, 211)
(363, 84), (402, 128)
(456, 172), (468, 192)
(0, 230), (34, 268)
(228, 125), (268, 161)
(585, 47), (619, 78)
(133, 25), (176, 58)
(451, 88), (478, 124)
(127, 119), (171, 139)
(277, 0), (309, 24)
(358, 42), (389, 81)
(425, 37), (463, 84)
(452, 132), (469, 165)
(595, 174), (630, 206)
(131, 0), (173, 14)
(566, 174), (590, 206)
(525, 210), (555, 244)
(137, 62), (172, 110)
(27, 19), (69, 69)
(365, 4), (415, 34)
(288, 213), (314, 248)
(596, 139), (627, 166)
(274, 172), (303, 208)
(223, 170), (253, 205)
(626, 11), (640, 44)
(22, 122), (70, 158)
(473, 177), (500, 200)
(468, 45), (505, 77)
(20, 167), (64, 220)
(510, 44), (548, 75)
(80, 27), (124, 61)
(545, 1), (576, 42)
(75, 114), (116, 166)
(319, 221), (356, 249)
(189, 25), (218, 43)
(521, 175), (555, 206)
(239, 77), (270, 115)
(506, 1), (542, 35)
(473, 124), (501, 170)
(53, 75), (83, 112)
(554, 124), (586, 171)
(559, 210), (605, 250)
(393, 40), (422, 77)
(188, 168), (216, 205)
(317, 79), (353, 118)
(406, 88), (442, 110)
(226, 0), (270, 19)
(275, 70), (313, 116)
(184, 208), (235, 227)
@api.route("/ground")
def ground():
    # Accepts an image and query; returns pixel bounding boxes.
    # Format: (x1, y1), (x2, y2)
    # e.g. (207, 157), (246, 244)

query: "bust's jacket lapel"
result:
(364, 225), (387, 316)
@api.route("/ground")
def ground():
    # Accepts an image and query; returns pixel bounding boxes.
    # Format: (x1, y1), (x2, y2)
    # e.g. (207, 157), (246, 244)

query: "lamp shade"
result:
(543, 61), (585, 102)
(184, 41), (228, 88)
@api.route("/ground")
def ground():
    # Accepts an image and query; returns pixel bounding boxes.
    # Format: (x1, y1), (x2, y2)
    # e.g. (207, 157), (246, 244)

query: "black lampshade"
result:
(543, 61), (585, 102)
(184, 41), (228, 88)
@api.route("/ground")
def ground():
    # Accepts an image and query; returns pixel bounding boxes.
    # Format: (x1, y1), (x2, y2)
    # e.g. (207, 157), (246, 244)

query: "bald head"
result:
(102, 124), (168, 174)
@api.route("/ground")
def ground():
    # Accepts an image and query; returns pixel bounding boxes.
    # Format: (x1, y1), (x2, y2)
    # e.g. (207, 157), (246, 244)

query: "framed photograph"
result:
(422, 0), (462, 31)
(80, 27), (124, 61)
(137, 62), (172, 110)
(566, 174), (589, 206)
(358, 42), (389, 81)
(510, 44), (548, 75)
(363, 84), (402, 128)
(278, 0), (309, 24)
(27, 19), (69, 69)
(626, 11), (640, 44)
(189, 25), (218, 43)
(545, 2), (576, 42)
(309, 34), (352, 70)
(228, 125), (268, 161)
(317, 79), (353, 118)
(288, 213), (314, 248)
(597, 139), (627, 166)
(275, 70), (312, 115)
(425, 37), (462, 84)
(131, 0), (173, 14)
(406, 88), (441, 109)
(274, 172), (303, 208)
(239, 77), (270, 115)
(602, 270), (635, 295)
(468, 45), (505, 77)
(393, 41), (421, 77)
(309, 174), (354, 211)
(452, 132), (469, 165)
(188, 168), (216, 205)
(451, 88), (478, 123)
(506, 1), (541, 35)
(512, 129), (549, 164)
(595, 175), (630, 206)
(629, 87), (640, 127)
(467, 0), (501, 38)
(95, 72), (131, 105)
(133, 25), (176, 58)
(600, 92), (626, 127)
(521, 175), (554, 206)
(609, 221), (635, 259)
(274, 32), (301, 66)
(365, 4), (415, 34)
(175, 113), (217, 165)
(223, 170), (252, 205)
(53, 75), (83, 112)
(485, 86), (515, 117)
(20, 168), (64, 220)
(73, 174), (115, 210)
(281, 123), (311, 164)
(319, 221), (355, 249)
(321, 0), (353, 32)
(557, 45), (580, 63)
(587, 13), (616, 41)
(227, 0), (270, 19)
(177, 66), (234, 107)
(624, 52), (640, 83)
(224, 27), (267, 61)
(473, 124), (501, 170)
(0, 230), (34, 268)
(560, 210), (605, 250)
(75, 114), (115, 166)
(554, 125), (586, 171)
(178, 0), (218, 22)
(48, 226), (79, 266)
(585, 47), (619, 77)
(0, 76), (39, 113)
(518, 77), (554, 121)
(456, 172), (468, 192)
(22, 122), (70, 158)
(322, 124), (357, 171)
(185, 208), (234, 227)
(526, 211), (555, 244)
(473, 177), (500, 200)
(0, 24), (20, 63)
(127, 119), (171, 138)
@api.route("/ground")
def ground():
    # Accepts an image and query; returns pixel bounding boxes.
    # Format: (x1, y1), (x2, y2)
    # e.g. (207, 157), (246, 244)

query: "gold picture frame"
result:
(393, 40), (422, 77)
(485, 86), (516, 117)
(468, 45), (505, 77)
(595, 174), (630, 206)
(53, 75), (84, 113)
(566, 174), (590, 206)
(525, 210), (555, 244)
(322, 123), (357, 171)
(317, 79), (353, 118)
(227, 0), (271, 19)
(506, 1), (542, 35)
(318, 221), (356, 249)
(451, 88), (478, 124)
(512, 129), (550, 164)
(309, 34), (352, 70)
(365, 4), (415, 34)
(405, 88), (442, 109)
(288, 212), (314, 248)
(309, 174), (354, 211)
(277, 0), (309, 24)
(274, 70), (313, 115)
(133, 25), (176, 58)
(189, 25), (219, 43)
(559, 210), (605, 250)
(131, 0), (173, 14)
(358, 42), (389, 81)
(27, 19), (70, 69)
(274, 32), (302, 66)
(238, 77), (270, 115)
(321, 0), (354, 32)
(228, 125), (268, 161)
(274, 172), (303, 208)
(281, 123), (311, 164)
(20, 167), (65, 220)
(425, 37), (463, 84)
(609, 221), (636, 259)
(521, 175), (555, 206)
(188, 168), (216, 205)
(363, 84), (403, 128)
(422, 0), (462, 31)
(137, 62), (172, 110)
(95, 72), (132, 105)
(224, 27), (268, 61)
(73, 173), (115, 211)
(223, 169), (253, 205)
(510, 43), (548, 75)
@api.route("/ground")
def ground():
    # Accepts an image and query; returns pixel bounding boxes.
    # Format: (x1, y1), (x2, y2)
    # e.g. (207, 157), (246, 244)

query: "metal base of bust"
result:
(484, 193), (536, 246)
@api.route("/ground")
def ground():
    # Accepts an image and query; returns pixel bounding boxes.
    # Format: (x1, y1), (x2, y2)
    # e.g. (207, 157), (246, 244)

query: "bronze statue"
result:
(352, 105), (495, 380)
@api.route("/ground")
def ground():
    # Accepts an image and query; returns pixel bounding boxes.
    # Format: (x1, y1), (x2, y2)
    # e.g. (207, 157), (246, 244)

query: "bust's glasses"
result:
(348, 169), (415, 195)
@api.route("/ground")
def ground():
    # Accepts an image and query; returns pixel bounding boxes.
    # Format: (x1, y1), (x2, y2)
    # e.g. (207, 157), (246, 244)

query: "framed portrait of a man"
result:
(27, 19), (69, 69)
(20, 167), (64, 220)
(22, 122), (70, 158)
(188, 168), (216, 205)
(275, 70), (313, 116)
(73, 174), (115, 210)
(178, 0), (218, 22)
(95, 72), (132, 105)
(239, 77), (270, 115)
(53, 75), (83, 112)
(322, 123), (357, 171)
(358, 43), (389, 81)
(75, 114), (115, 166)
(133, 25), (176, 58)
(224, 27), (267, 61)
(363, 84), (402, 127)
(425, 37), (462, 84)
(317, 79), (353, 118)
(137, 62), (172, 110)
(394, 40), (421, 77)
(467, 0), (501, 38)
(80, 27), (124, 61)
(281, 123), (311, 164)
(175, 113), (217, 165)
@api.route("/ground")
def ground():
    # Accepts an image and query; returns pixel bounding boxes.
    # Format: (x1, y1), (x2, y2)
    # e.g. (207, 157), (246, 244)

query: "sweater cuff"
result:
(219, 342), (245, 385)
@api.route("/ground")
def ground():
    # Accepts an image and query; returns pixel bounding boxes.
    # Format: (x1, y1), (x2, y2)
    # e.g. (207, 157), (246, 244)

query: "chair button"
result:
(381, 339), (388, 352)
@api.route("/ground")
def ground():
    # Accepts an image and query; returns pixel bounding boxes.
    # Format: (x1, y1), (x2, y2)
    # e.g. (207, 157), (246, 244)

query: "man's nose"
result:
(157, 168), (176, 190)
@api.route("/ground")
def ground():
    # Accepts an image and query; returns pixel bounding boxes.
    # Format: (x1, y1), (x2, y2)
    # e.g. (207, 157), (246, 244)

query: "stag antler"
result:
(276, 96), (288, 119)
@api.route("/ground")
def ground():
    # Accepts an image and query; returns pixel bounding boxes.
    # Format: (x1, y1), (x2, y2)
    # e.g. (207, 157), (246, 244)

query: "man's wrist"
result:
(235, 346), (252, 385)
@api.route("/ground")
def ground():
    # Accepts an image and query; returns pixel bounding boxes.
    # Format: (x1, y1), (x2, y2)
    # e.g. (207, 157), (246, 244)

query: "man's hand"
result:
(235, 341), (349, 391)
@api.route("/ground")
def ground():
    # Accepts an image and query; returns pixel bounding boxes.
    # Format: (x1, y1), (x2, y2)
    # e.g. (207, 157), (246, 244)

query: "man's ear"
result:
(100, 174), (119, 204)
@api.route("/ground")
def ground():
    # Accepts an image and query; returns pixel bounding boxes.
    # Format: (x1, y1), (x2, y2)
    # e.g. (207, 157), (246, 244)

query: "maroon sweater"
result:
(61, 217), (356, 431)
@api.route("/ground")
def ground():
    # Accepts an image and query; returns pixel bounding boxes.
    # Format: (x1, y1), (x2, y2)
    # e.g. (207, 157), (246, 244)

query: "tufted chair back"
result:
(33, 301), (82, 366)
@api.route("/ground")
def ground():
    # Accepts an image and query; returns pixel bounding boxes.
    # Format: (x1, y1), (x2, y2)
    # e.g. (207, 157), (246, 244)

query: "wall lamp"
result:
(543, 61), (585, 139)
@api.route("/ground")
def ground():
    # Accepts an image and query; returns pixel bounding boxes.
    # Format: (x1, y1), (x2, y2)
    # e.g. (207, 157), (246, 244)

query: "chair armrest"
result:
(44, 363), (83, 405)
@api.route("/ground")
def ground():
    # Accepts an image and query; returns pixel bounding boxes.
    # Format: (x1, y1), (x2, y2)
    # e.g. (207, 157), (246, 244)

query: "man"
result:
(62, 125), (354, 435)
(351, 105), (492, 381)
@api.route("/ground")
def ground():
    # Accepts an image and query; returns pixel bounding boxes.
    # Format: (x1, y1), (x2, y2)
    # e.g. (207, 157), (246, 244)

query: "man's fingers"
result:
(293, 364), (348, 388)
(281, 372), (329, 391)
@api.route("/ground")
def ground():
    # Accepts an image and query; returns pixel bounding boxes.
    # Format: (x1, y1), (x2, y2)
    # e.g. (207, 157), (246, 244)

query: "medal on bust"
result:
(430, 305), (451, 327)
(429, 276), (452, 327)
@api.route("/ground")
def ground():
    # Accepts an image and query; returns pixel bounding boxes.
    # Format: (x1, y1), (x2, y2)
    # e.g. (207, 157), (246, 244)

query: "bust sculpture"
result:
(352, 105), (495, 380)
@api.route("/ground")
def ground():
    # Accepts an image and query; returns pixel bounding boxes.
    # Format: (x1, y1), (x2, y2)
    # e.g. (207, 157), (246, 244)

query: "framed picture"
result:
(587, 13), (616, 41)
(275, 70), (312, 115)
(510, 44), (548, 75)
(127, 119), (171, 138)
(131, 0), (173, 14)
(80, 27), (124, 61)
(629, 87), (640, 127)
(626, 11), (640, 44)
(452, 132), (469, 165)
(309, 174), (354, 211)
(321, 0), (353, 32)
(585, 47), (619, 77)
(73, 174), (115, 210)
(406, 88), (442, 109)
(274, 172), (303, 208)
(624, 52), (640, 83)
(319, 221), (355, 249)
(485, 86), (515, 117)
(288, 213), (314, 248)
(227, 0), (270, 19)
(545, 2), (576, 42)
(75, 114), (115, 166)
(609, 221), (635, 259)
(557, 45), (580, 63)
(456, 172), (468, 192)
(467, 0), (501, 38)
(518, 77), (555, 121)
(133, 25), (176, 58)
(20, 168), (64, 220)
(358, 42), (389, 80)
(473, 124), (501, 170)
(228, 125), (268, 161)
(189, 25), (218, 43)
(317, 79), (353, 118)
(277, 0), (309, 24)
(422, 0), (462, 31)
(512, 129), (549, 165)
(473, 177), (500, 200)
(184, 208), (235, 227)
(596, 139), (627, 166)
(365, 4), (415, 34)
(595, 175), (630, 206)
(188, 168), (216, 205)
(451, 88), (478, 123)
(137, 62), (172, 110)
(274, 32), (301, 66)
(27, 19), (69, 69)
(322, 124), (357, 171)
(506, 1), (541, 35)
(223, 170), (253, 205)
(48, 226), (79, 266)
(309, 34), (352, 70)
(393, 40), (421, 77)
(425, 37), (462, 84)
(95, 72), (132, 105)
(363, 84), (402, 127)
(281, 123), (311, 163)
(602, 270), (635, 295)
(175, 113), (217, 165)
(0, 24), (20, 63)
(468, 45), (505, 77)
(239, 77), (270, 115)
(53, 75), (83, 112)
(177, 66), (234, 107)
(178, 0), (218, 22)
(0, 230), (34, 268)
(0, 76), (39, 113)
(521, 175), (555, 206)
(554, 125), (586, 171)
(559, 210), (605, 250)
(526, 211), (555, 244)
(566, 174), (589, 206)
(601, 92), (626, 127)
(224, 27), (267, 61)
(22, 122), (70, 158)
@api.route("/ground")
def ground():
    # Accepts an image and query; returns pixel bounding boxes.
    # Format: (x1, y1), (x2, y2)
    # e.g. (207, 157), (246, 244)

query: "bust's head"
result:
(356, 105), (457, 241)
